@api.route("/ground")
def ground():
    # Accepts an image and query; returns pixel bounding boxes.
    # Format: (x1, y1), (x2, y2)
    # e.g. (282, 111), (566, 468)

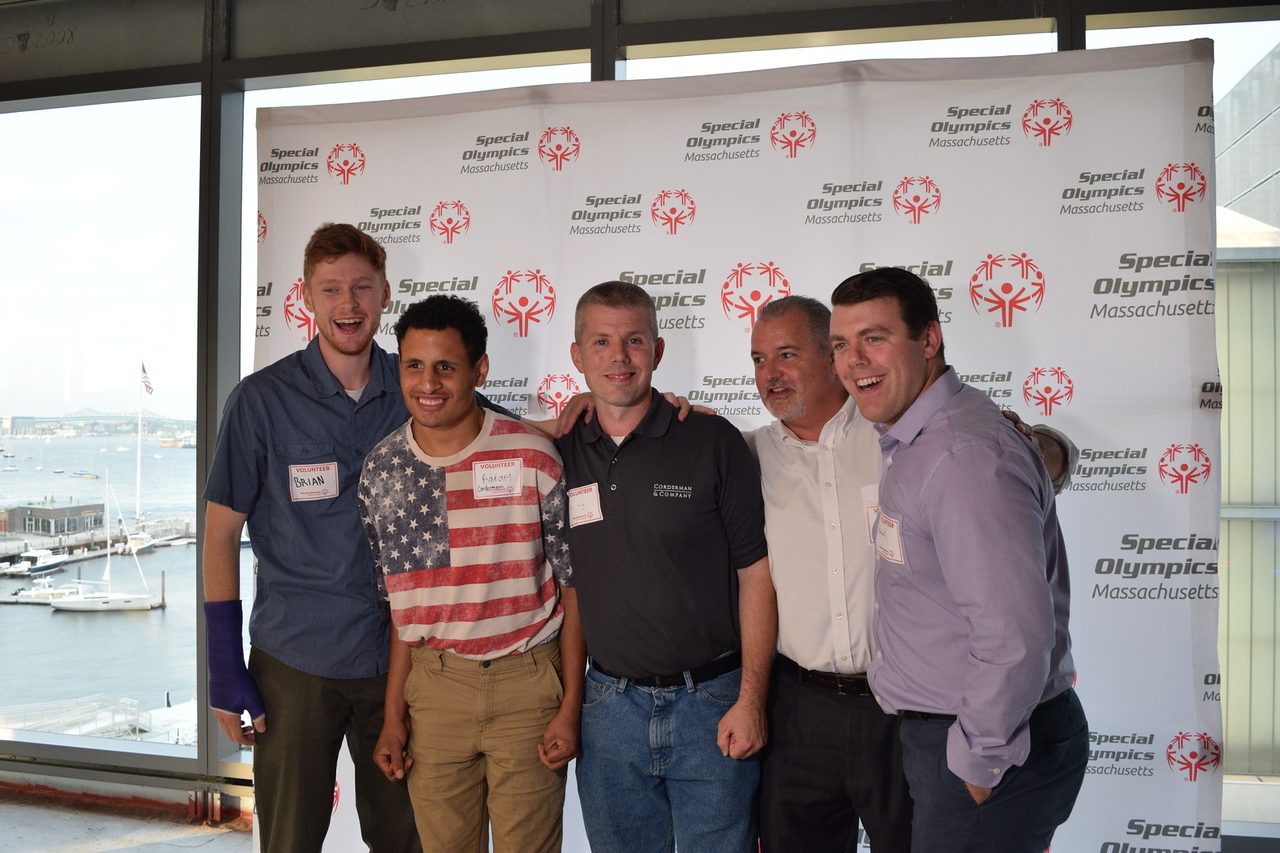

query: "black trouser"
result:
(759, 657), (912, 853)
(249, 649), (421, 853)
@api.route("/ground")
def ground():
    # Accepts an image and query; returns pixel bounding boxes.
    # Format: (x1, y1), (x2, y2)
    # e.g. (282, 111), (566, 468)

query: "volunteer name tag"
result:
(472, 458), (523, 499)
(875, 510), (905, 564)
(289, 461), (340, 502)
(568, 483), (604, 527)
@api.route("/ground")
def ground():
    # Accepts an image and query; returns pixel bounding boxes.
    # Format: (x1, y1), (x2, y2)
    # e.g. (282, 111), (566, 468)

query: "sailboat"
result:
(52, 470), (158, 612)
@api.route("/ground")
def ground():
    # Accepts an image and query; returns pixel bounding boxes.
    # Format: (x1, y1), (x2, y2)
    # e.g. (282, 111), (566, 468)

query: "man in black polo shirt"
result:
(558, 280), (774, 853)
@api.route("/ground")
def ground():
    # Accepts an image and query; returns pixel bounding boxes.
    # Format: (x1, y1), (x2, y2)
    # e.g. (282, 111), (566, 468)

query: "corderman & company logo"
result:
(491, 269), (556, 338)
(257, 212), (268, 244)
(537, 374), (581, 418)
(1157, 443), (1212, 494)
(1166, 731), (1221, 782)
(538, 127), (581, 172)
(892, 177), (942, 225)
(1022, 367), (1075, 416)
(1020, 98), (1073, 147)
(651, 189), (696, 236)
(283, 277), (316, 343)
(968, 253), (1046, 328)
(429, 201), (471, 245)
(721, 262), (792, 332)
(769, 111), (817, 159)
(1155, 162), (1208, 213)
(326, 143), (366, 185)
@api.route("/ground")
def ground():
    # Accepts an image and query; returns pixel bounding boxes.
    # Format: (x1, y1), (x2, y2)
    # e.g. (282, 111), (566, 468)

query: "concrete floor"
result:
(0, 788), (250, 852)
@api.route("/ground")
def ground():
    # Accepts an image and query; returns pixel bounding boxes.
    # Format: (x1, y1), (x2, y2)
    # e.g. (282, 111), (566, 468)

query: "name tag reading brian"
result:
(289, 461), (340, 502)
(472, 458), (523, 499)
(875, 510), (905, 565)
(568, 483), (604, 527)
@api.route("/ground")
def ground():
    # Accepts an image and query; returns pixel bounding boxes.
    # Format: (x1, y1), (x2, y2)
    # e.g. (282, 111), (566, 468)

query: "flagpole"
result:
(136, 368), (143, 522)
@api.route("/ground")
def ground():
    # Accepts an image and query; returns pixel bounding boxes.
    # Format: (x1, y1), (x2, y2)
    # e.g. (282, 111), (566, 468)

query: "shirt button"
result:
(835, 613), (843, 619)
(825, 481), (832, 487)
(481, 661), (491, 668)
(876, 651), (882, 658)
(840, 656), (848, 662)
(830, 522), (837, 529)
(610, 484), (617, 491)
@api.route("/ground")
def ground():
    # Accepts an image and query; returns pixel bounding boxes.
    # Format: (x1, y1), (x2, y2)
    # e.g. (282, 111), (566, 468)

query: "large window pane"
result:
(0, 96), (200, 757)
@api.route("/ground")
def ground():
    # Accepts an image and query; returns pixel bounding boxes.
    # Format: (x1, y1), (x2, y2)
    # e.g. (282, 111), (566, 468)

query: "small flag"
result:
(141, 363), (154, 395)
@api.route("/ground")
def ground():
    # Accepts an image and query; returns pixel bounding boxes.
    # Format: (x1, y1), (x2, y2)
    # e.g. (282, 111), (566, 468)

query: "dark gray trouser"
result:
(248, 648), (421, 853)
(898, 688), (1088, 853)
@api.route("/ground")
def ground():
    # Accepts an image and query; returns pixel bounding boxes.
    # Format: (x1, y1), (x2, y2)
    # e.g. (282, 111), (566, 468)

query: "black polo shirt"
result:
(557, 391), (767, 678)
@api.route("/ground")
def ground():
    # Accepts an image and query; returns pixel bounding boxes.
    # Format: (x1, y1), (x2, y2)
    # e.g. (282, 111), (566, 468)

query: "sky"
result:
(2, 20), (1277, 421)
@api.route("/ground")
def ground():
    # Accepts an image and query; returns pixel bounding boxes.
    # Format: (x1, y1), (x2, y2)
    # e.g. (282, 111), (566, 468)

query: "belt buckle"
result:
(835, 675), (847, 697)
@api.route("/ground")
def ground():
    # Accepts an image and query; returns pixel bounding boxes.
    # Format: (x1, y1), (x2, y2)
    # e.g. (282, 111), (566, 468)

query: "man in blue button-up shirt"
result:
(203, 224), (420, 852)
(827, 267), (1087, 853)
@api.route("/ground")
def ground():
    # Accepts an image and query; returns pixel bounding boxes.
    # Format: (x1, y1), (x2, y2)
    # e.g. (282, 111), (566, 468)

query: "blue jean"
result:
(576, 664), (760, 853)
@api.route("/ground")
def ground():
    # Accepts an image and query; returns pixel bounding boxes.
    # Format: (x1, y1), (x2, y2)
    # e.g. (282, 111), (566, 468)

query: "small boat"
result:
(1, 549), (70, 578)
(51, 472), (158, 613)
(52, 468), (65, 474)
(0, 465), (16, 472)
(116, 532), (156, 556)
(71, 469), (101, 479)
(9, 577), (84, 605)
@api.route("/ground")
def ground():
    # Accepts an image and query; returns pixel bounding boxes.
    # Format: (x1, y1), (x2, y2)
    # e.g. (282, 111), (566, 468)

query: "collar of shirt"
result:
(577, 389), (675, 446)
(877, 366), (962, 448)
(300, 337), (396, 408)
(768, 395), (859, 449)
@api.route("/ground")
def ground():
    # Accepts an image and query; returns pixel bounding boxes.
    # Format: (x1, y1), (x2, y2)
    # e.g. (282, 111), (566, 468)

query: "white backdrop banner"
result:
(256, 40), (1221, 852)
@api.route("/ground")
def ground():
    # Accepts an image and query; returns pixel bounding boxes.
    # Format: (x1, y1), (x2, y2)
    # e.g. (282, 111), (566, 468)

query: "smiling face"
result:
(570, 303), (664, 420)
(829, 296), (943, 427)
(750, 309), (847, 439)
(399, 326), (488, 453)
(304, 252), (390, 362)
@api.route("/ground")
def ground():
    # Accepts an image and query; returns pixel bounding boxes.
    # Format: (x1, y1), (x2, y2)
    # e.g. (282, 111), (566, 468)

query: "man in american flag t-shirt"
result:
(358, 295), (584, 853)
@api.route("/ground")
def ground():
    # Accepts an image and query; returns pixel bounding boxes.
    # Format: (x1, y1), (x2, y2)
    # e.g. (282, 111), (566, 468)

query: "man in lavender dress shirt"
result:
(827, 267), (1087, 853)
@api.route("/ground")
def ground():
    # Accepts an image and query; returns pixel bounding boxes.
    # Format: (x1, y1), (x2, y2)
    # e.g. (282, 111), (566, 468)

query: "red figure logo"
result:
(332, 781), (340, 814)
(492, 269), (556, 337)
(537, 374), (582, 417)
(538, 127), (581, 171)
(721, 262), (792, 331)
(769, 112), (817, 159)
(1022, 367), (1075, 416)
(968, 253), (1046, 328)
(1157, 443), (1213, 494)
(283, 277), (316, 342)
(257, 211), (268, 244)
(892, 176), (942, 225)
(1166, 731), (1221, 781)
(1021, 98), (1074, 147)
(1155, 163), (1208, 212)
(651, 189), (696, 236)
(326, 143), (367, 185)
(429, 201), (471, 245)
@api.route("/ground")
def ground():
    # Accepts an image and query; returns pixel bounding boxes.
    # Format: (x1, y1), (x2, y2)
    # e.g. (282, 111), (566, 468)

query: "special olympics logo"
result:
(892, 176), (942, 224)
(537, 374), (582, 417)
(1021, 98), (1074, 147)
(1155, 162), (1208, 213)
(429, 200), (471, 245)
(257, 211), (268, 243)
(651, 189), (696, 236)
(332, 781), (340, 815)
(721, 262), (792, 331)
(769, 112), (817, 159)
(1022, 367), (1074, 416)
(492, 269), (556, 337)
(283, 277), (316, 342)
(1157, 443), (1212, 494)
(537, 127), (581, 171)
(1166, 731), (1221, 782)
(326, 143), (366, 185)
(969, 253), (1046, 328)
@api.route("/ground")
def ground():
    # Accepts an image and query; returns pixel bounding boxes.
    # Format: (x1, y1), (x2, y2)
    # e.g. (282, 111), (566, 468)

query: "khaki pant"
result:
(405, 641), (566, 853)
